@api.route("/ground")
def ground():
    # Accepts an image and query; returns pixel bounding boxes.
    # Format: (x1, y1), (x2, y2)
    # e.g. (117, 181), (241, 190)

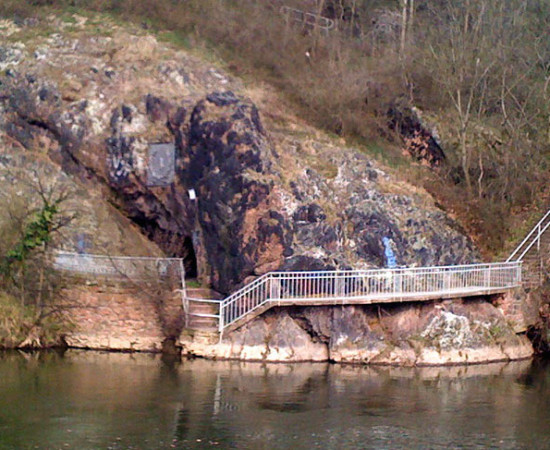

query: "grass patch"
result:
(157, 30), (192, 49)
(185, 279), (202, 289)
(0, 292), (33, 348)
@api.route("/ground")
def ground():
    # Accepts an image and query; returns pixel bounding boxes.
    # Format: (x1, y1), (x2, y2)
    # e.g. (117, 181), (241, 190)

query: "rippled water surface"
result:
(0, 351), (549, 449)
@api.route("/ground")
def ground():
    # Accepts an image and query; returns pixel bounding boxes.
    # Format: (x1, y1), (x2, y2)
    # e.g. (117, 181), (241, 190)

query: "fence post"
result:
(218, 302), (225, 343)
(179, 259), (189, 328)
(270, 275), (281, 301)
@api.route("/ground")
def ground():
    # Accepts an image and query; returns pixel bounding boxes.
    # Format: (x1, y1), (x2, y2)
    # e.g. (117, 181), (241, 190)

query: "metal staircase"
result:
(506, 209), (550, 288)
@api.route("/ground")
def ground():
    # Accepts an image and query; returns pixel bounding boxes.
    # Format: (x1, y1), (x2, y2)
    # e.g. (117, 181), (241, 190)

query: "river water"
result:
(0, 351), (549, 449)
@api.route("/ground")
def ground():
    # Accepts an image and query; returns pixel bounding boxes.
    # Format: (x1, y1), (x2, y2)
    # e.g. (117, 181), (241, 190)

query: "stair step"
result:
(184, 289), (221, 331)
(186, 287), (223, 299)
(189, 303), (219, 312)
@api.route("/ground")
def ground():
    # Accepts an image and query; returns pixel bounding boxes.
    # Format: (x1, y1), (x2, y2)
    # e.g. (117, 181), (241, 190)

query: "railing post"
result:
(398, 270), (403, 297)
(179, 259), (189, 328)
(270, 274), (281, 301)
(518, 262), (523, 285)
(218, 302), (225, 343)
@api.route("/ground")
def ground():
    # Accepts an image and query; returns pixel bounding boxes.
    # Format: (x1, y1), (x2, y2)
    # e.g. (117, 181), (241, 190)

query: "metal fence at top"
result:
(280, 6), (335, 32)
(52, 251), (185, 287)
(219, 262), (522, 335)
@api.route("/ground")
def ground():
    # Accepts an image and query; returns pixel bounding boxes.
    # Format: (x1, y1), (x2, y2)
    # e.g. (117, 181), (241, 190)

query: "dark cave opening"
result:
(129, 214), (198, 279)
(182, 236), (198, 279)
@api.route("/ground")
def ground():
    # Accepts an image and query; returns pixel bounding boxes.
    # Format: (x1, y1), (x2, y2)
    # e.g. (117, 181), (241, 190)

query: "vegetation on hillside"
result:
(0, 167), (74, 348)
(2, 0), (550, 254)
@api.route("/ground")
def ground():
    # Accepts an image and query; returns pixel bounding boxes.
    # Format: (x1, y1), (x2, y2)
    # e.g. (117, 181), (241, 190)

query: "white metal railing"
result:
(185, 297), (221, 328)
(507, 209), (550, 262)
(53, 252), (522, 336)
(215, 262), (522, 336)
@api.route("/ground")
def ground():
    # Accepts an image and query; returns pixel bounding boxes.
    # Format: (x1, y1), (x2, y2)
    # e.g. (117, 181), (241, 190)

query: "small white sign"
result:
(188, 189), (197, 201)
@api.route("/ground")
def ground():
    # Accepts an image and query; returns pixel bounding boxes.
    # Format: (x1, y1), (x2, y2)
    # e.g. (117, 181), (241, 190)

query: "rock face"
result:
(387, 102), (445, 167)
(182, 298), (533, 364)
(0, 15), (478, 295)
(186, 92), (292, 293)
(0, 14), (530, 364)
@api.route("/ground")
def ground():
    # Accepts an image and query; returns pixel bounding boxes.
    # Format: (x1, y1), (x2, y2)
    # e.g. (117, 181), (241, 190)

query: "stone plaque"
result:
(147, 143), (175, 187)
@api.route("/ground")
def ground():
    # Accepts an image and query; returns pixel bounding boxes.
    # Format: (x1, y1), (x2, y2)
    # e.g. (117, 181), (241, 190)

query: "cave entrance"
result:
(182, 236), (198, 279)
(127, 212), (198, 279)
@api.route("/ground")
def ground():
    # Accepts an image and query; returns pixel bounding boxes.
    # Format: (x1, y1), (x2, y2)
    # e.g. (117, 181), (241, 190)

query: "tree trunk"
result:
(400, 0), (408, 57)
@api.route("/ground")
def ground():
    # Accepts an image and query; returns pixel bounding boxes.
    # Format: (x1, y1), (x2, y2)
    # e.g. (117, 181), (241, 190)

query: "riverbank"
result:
(0, 292), (69, 350)
(0, 287), (537, 366)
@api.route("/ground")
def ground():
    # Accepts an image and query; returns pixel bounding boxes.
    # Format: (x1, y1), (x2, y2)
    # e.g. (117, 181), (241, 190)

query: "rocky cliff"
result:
(0, 14), (478, 288)
(0, 13), (534, 362)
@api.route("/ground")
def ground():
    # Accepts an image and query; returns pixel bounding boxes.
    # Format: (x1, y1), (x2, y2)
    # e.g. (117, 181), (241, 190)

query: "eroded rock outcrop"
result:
(183, 298), (533, 365)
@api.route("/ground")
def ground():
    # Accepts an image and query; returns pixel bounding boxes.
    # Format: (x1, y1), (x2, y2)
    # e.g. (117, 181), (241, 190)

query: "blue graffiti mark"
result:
(383, 236), (397, 268)
(76, 233), (90, 254)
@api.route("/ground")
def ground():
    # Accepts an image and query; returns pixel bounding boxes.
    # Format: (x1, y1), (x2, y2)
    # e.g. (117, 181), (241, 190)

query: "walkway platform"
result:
(183, 262), (523, 336)
(221, 285), (514, 334)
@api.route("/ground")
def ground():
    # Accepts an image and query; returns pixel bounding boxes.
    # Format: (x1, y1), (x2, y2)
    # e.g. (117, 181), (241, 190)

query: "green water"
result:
(0, 351), (549, 449)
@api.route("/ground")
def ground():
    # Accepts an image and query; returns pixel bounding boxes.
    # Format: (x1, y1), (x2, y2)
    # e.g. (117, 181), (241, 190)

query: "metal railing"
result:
(184, 297), (221, 328)
(280, 6), (335, 32)
(216, 262), (522, 336)
(53, 252), (522, 337)
(52, 251), (185, 281)
(52, 250), (186, 306)
(507, 209), (550, 262)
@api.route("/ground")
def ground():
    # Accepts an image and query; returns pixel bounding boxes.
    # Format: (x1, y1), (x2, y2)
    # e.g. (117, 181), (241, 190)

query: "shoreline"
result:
(2, 341), (535, 368)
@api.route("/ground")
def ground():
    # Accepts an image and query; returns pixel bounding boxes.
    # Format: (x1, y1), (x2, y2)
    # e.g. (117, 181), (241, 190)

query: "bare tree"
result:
(0, 164), (76, 346)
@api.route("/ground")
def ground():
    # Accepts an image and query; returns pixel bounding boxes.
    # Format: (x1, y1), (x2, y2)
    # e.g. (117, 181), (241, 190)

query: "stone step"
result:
(189, 301), (219, 311)
(187, 318), (218, 330)
(185, 287), (223, 299)
(185, 292), (221, 331)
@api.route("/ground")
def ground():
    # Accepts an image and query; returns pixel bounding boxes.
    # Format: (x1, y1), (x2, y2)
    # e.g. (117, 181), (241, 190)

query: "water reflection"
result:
(0, 351), (548, 449)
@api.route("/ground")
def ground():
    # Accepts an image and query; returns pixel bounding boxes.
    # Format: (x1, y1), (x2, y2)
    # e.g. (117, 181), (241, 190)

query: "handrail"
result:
(187, 297), (222, 304)
(217, 262), (522, 337)
(507, 209), (550, 262)
(52, 250), (185, 279)
(53, 250), (180, 261)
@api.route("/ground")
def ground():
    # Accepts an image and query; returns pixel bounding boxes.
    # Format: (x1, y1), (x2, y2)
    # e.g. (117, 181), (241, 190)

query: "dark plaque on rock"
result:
(147, 143), (175, 187)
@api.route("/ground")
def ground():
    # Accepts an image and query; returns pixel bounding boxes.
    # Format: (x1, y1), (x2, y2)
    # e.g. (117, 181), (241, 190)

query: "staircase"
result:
(184, 287), (222, 332)
(506, 209), (550, 288)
